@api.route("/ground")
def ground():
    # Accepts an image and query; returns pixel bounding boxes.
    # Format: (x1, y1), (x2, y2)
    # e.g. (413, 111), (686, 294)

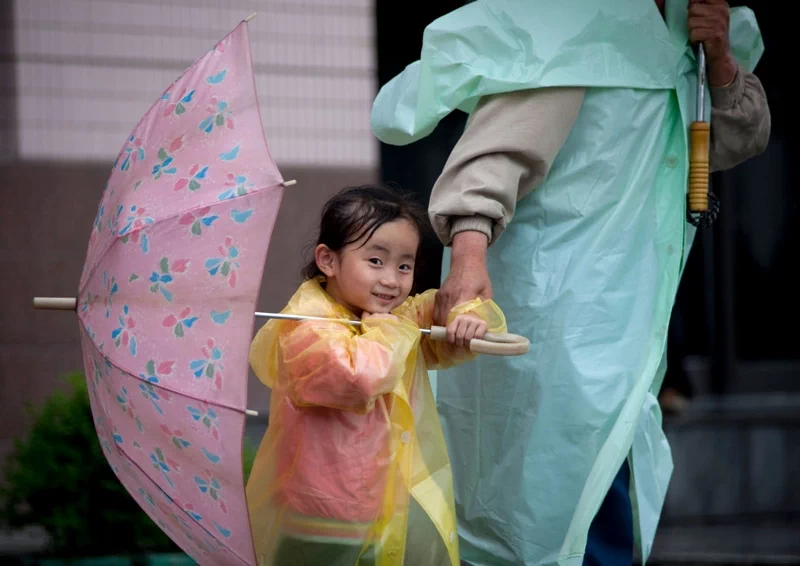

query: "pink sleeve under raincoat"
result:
(245, 277), (506, 565)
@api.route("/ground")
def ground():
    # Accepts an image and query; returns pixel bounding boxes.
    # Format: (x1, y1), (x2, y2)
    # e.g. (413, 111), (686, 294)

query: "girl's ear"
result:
(314, 244), (337, 278)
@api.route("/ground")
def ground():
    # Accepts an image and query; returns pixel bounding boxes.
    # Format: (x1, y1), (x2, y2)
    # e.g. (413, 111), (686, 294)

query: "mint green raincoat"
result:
(370, 1), (764, 564)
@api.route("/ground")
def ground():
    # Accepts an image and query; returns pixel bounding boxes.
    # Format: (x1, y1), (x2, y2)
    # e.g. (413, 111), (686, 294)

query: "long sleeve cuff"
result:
(449, 216), (492, 245)
(710, 65), (744, 111)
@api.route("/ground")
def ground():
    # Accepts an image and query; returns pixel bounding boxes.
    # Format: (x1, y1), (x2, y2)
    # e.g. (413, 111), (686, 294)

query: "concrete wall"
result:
(7, 0), (377, 167)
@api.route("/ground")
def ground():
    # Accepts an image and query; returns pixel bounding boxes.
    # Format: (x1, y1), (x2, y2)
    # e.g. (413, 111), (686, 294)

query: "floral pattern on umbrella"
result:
(76, 18), (286, 565)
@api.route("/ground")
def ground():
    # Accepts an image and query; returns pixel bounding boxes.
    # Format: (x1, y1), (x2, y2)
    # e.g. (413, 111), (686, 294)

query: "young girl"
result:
(245, 185), (506, 565)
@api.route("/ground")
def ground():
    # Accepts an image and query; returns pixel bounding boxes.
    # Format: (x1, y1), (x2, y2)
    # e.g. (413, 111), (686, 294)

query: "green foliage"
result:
(0, 372), (261, 558)
(0, 372), (178, 556)
(242, 436), (257, 484)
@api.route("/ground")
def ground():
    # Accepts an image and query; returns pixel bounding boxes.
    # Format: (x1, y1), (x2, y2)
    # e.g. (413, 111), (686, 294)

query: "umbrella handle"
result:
(688, 121), (710, 213)
(33, 297), (77, 310)
(429, 326), (529, 356)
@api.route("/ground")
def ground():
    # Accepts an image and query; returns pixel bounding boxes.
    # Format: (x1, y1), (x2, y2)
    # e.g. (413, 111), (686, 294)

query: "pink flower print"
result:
(206, 70), (227, 86)
(151, 136), (185, 180)
(139, 359), (175, 384)
(102, 272), (118, 318)
(168, 509), (192, 531)
(120, 135), (145, 172)
(170, 495), (204, 523)
(160, 424), (191, 451)
(119, 205), (154, 236)
(150, 447), (181, 488)
(91, 357), (103, 386)
(84, 327), (104, 356)
(88, 203), (106, 250)
(81, 291), (95, 315)
(162, 307), (199, 337)
(187, 403), (220, 441)
(149, 256), (190, 303)
(107, 204), (124, 235)
(138, 487), (156, 511)
(190, 339), (224, 389)
(93, 204), (105, 235)
(99, 436), (113, 458)
(111, 305), (137, 356)
(116, 387), (144, 433)
(199, 97), (234, 134)
(162, 88), (195, 117)
(194, 469), (227, 514)
(87, 229), (98, 251)
(119, 205), (154, 253)
(178, 206), (218, 237)
(156, 519), (175, 538)
(182, 503), (203, 523)
(139, 382), (171, 415)
(174, 163), (210, 193)
(204, 237), (240, 288)
(218, 173), (252, 200)
(213, 36), (230, 54)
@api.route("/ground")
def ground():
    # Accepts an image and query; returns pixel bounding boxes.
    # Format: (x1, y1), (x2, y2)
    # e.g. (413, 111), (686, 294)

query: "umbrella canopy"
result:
(74, 15), (284, 565)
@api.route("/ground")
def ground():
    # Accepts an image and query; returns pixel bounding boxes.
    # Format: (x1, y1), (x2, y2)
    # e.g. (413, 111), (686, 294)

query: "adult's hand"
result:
(688, 0), (737, 87)
(433, 231), (493, 327)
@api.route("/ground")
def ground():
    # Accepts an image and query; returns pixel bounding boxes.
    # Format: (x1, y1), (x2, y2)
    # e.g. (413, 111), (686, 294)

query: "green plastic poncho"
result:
(370, 1), (763, 564)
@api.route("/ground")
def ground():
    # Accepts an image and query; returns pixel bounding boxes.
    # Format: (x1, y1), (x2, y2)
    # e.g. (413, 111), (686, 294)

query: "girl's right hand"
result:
(447, 313), (488, 348)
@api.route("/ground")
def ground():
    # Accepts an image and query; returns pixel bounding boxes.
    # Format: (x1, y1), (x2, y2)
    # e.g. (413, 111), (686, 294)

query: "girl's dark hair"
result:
(301, 184), (432, 281)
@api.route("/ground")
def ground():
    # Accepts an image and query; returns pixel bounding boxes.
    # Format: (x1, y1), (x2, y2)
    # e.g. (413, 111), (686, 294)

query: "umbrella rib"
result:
(80, 322), (250, 416)
(79, 182), (287, 298)
(110, 442), (254, 566)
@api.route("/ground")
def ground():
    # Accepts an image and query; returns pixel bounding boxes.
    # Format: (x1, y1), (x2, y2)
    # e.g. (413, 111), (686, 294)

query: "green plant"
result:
(242, 436), (257, 484)
(0, 372), (178, 556)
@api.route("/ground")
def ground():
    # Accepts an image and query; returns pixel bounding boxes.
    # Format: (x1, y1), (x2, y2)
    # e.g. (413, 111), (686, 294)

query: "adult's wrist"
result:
(451, 230), (488, 264)
(707, 52), (738, 88)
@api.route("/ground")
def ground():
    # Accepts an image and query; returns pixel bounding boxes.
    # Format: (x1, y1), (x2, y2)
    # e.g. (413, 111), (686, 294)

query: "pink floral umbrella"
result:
(33, 14), (290, 565)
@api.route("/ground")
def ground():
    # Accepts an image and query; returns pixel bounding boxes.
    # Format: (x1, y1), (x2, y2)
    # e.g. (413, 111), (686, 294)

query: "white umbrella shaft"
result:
(697, 43), (706, 121)
(254, 311), (432, 335)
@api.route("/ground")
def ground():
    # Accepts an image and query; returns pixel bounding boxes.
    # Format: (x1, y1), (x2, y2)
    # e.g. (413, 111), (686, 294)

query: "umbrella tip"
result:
(245, 12), (257, 22)
(245, 409), (260, 417)
(282, 179), (297, 187)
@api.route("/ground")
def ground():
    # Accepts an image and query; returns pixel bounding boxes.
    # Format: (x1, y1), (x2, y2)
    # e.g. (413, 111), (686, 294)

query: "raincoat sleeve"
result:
(708, 63), (771, 173)
(428, 87), (585, 247)
(402, 289), (508, 370)
(277, 317), (421, 413)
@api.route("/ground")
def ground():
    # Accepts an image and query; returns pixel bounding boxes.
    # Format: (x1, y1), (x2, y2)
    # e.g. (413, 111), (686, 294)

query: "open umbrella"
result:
(32, 14), (284, 565)
(31, 12), (529, 566)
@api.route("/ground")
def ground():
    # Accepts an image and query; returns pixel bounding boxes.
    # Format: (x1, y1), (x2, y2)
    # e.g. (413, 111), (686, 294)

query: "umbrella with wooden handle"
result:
(33, 297), (531, 358)
(687, 43), (720, 227)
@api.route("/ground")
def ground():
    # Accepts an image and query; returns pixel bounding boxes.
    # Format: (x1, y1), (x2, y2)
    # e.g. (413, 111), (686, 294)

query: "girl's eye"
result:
(400, 264), (413, 272)
(369, 258), (383, 266)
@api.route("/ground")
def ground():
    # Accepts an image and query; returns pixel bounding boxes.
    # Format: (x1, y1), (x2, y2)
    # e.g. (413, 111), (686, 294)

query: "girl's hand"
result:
(447, 313), (487, 348)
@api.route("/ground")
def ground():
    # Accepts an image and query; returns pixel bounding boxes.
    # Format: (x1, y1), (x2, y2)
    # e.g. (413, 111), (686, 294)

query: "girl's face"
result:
(316, 218), (419, 315)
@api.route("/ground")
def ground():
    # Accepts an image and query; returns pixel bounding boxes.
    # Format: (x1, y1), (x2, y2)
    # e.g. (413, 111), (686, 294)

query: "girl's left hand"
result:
(447, 313), (488, 348)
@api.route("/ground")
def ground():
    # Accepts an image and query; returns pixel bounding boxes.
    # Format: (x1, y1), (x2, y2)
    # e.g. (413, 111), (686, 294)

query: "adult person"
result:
(370, 0), (770, 564)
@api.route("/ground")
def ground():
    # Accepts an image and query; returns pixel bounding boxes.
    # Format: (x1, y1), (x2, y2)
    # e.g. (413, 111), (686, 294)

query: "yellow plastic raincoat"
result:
(246, 277), (506, 565)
